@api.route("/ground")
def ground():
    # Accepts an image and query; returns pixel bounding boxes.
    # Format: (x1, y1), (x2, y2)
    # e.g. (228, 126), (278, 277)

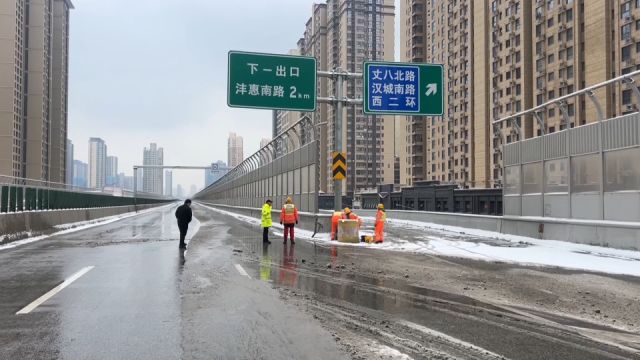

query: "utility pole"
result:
(318, 69), (363, 211)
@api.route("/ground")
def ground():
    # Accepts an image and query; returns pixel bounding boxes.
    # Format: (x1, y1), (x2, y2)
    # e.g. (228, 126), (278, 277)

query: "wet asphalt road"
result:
(1, 203), (639, 359)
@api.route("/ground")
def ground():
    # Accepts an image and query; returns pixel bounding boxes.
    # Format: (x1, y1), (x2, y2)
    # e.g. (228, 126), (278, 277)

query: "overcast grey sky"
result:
(69, 0), (400, 192)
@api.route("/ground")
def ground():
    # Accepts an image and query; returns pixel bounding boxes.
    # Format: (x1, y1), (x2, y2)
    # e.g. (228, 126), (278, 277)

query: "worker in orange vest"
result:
(341, 208), (363, 227)
(280, 197), (299, 244)
(375, 203), (386, 243)
(331, 211), (342, 240)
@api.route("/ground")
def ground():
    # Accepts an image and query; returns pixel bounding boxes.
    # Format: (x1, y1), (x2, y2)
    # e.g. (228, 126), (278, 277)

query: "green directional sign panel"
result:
(227, 51), (317, 112)
(363, 61), (443, 116)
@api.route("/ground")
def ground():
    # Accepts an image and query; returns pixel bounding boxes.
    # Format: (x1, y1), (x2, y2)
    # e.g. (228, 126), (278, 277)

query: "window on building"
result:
(623, 89), (633, 104)
(548, 108), (555, 117)
(566, 8), (573, 22)
(622, 24), (632, 40)
(565, 28), (573, 41)
(637, 42), (640, 53)
(547, 18), (554, 27)
(622, 2), (632, 18)
(536, 6), (543, 19)
(536, 76), (545, 89)
(547, 0), (555, 11)
(548, 54), (555, 64)
(622, 45), (632, 61)
(548, 72), (555, 81)
(567, 66), (574, 79)
(536, 41), (544, 54)
(516, 84), (521, 95)
(537, 94), (544, 105)
(516, 67), (521, 79)
(548, 90), (555, 99)
(537, 59), (545, 71)
(547, 35), (554, 45)
(567, 46), (574, 60)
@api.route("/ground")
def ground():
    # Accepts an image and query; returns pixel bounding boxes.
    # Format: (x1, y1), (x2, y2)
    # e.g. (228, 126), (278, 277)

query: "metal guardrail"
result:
(0, 175), (169, 213)
(195, 114), (320, 212)
(493, 69), (640, 136)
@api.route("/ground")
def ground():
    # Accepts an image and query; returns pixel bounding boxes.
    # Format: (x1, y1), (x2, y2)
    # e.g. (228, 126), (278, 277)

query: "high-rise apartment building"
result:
(272, 49), (304, 159)
(205, 161), (230, 187)
(276, 1), (396, 193)
(72, 160), (88, 188)
(88, 138), (107, 189)
(401, 0), (640, 189)
(106, 156), (118, 186)
(66, 139), (74, 185)
(164, 170), (173, 197)
(227, 133), (243, 168)
(0, 0), (72, 181)
(136, 167), (144, 192)
(301, 4), (330, 192)
(327, 0), (396, 194)
(143, 143), (163, 195)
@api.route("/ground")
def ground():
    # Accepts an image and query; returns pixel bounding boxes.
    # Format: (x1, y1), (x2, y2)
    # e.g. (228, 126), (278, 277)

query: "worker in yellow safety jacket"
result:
(375, 203), (386, 243)
(262, 199), (273, 244)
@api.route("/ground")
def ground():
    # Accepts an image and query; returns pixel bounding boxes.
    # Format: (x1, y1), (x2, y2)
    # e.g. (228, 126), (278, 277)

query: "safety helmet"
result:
(344, 207), (351, 214)
(286, 197), (292, 204)
(377, 203), (384, 210)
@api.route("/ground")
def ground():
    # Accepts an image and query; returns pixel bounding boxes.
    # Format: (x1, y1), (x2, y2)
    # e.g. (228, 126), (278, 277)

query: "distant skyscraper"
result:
(189, 184), (198, 197)
(73, 160), (88, 188)
(205, 161), (230, 187)
(260, 138), (271, 148)
(0, 0), (73, 181)
(143, 143), (163, 194)
(176, 184), (184, 198)
(88, 138), (107, 189)
(164, 170), (173, 196)
(66, 140), (74, 185)
(227, 133), (243, 168)
(106, 156), (118, 186)
(135, 168), (144, 191)
(122, 174), (134, 191)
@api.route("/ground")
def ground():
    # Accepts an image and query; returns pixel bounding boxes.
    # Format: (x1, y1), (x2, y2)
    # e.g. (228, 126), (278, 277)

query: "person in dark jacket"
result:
(175, 199), (193, 249)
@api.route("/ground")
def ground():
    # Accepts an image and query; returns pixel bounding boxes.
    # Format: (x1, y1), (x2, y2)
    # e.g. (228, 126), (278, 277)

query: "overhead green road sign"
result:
(363, 61), (443, 116)
(227, 51), (317, 112)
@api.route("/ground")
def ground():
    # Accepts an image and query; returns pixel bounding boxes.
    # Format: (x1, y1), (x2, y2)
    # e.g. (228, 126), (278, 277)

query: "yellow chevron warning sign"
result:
(332, 152), (347, 180)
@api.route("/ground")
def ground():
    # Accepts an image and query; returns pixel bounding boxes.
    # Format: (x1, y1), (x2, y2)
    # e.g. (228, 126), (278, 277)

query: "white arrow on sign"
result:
(425, 83), (437, 96)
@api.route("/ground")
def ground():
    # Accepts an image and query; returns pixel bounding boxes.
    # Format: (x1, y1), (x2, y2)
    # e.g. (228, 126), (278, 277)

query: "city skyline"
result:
(66, 1), (319, 191)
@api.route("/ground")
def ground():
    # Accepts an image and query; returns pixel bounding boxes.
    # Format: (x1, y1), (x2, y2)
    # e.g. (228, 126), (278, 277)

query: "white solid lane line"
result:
(234, 264), (251, 279)
(16, 266), (95, 315)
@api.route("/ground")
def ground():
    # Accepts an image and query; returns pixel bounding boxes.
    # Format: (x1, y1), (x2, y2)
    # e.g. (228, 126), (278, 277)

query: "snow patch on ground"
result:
(200, 204), (640, 277)
(370, 343), (414, 360)
(0, 203), (176, 251)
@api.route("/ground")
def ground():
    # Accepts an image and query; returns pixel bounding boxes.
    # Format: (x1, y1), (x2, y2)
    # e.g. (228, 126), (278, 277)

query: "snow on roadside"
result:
(370, 343), (414, 360)
(199, 203), (640, 277)
(0, 203), (177, 251)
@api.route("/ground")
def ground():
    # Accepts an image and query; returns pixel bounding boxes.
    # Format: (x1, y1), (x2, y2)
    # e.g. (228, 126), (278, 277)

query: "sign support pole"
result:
(334, 70), (344, 212)
(318, 69), (362, 212)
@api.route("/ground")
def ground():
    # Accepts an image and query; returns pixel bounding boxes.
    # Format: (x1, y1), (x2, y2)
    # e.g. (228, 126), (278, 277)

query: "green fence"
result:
(0, 185), (168, 213)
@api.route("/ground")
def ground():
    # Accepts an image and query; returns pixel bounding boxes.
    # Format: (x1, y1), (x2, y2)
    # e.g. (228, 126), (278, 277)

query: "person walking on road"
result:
(262, 199), (273, 244)
(280, 197), (299, 244)
(374, 203), (386, 243)
(175, 199), (193, 249)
